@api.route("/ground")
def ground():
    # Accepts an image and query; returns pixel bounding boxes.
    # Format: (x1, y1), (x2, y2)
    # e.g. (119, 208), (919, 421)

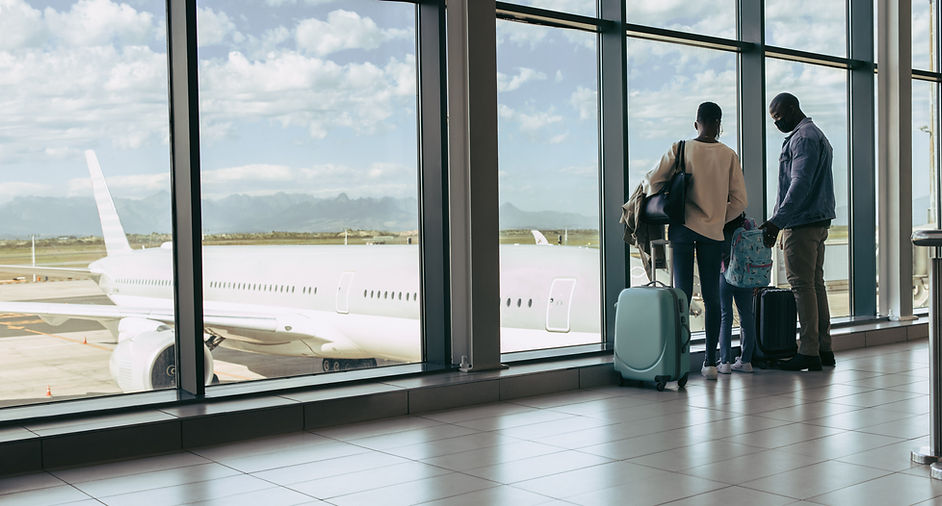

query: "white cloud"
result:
(198, 50), (415, 142)
(295, 10), (410, 57)
(67, 172), (168, 197)
(197, 7), (243, 47)
(0, 182), (55, 202)
(44, 0), (156, 47)
(499, 104), (563, 133)
(265, 0), (338, 5)
(548, 132), (570, 144)
(497, 67), (546, 93)
(0, 0), (44, 50)
(570, 86), (596, 121)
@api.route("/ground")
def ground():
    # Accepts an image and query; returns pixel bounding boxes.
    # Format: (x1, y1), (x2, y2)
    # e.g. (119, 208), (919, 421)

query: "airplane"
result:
(0, 151), (625, 393)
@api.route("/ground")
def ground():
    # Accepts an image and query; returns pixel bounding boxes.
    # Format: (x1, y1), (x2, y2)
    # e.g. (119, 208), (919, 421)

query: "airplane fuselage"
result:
(90, 243), (603, 362)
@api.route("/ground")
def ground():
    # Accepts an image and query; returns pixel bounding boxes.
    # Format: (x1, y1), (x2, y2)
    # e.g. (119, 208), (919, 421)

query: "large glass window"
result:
(626, 1), (737, 39)
(0, 0), (173, 405)
(196, 0), (420, 381)
(627, 38), (739, 332)
(913, 79), (939, 310)
(507, 1), (596, 17)
(496, 20), (601, 354)
(765, 59), (850, 317)
(766, 0), (846, 57)
(913, 0), (938, 71)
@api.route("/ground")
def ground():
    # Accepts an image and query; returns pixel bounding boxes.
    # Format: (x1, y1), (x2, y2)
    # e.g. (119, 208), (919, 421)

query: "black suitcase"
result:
(752, 287), (798, 368)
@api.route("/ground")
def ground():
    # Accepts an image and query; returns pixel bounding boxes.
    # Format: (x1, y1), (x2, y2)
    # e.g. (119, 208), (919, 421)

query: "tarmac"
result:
(0, 280), (317, 408)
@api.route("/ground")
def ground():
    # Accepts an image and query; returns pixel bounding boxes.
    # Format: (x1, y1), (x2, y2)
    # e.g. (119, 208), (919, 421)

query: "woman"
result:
(644, 102), (747, 380)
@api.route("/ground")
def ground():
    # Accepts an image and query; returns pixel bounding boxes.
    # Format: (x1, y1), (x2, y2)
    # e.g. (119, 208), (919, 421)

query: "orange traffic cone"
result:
(82, 337), (87, 344)
(45, 386), (52, 397)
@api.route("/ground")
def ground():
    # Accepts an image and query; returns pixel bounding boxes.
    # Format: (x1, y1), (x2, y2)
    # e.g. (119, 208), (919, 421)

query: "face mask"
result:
(774, 118), (792, 133)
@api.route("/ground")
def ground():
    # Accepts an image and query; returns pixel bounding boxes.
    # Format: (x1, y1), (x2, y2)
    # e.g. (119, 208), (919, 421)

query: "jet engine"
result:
(109, 328), (214, 392)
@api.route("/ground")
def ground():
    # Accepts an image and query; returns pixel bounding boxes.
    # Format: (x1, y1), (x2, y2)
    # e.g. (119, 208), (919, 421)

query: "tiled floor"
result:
(2, 340), (940, 505)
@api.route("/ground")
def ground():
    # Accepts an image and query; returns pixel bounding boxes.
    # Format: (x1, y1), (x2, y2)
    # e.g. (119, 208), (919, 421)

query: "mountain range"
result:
(0, 193), (599, 238)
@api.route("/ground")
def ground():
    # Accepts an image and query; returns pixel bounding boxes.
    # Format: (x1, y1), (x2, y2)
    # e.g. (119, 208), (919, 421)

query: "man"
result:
(760, 93), (836, 371)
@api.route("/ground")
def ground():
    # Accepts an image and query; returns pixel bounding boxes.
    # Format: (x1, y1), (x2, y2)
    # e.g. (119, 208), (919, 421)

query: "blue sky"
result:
(0, 0), (937, 229)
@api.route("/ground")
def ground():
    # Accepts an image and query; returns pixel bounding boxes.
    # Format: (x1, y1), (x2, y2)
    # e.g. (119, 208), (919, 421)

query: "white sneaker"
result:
(717, 362), (731, 374)
(701, 362), (718, 380)
(731, 359), (753, 373)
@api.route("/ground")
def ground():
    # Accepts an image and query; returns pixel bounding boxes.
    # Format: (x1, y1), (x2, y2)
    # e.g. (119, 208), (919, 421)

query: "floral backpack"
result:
(724, 218), (772, 288)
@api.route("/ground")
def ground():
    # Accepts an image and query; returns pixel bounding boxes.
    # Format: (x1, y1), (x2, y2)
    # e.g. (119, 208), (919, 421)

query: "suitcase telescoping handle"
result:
(646, 238), (673, 288)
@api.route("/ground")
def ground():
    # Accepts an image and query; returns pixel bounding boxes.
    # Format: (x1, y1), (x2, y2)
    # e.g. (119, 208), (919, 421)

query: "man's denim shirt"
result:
(770, 117), (836, 229)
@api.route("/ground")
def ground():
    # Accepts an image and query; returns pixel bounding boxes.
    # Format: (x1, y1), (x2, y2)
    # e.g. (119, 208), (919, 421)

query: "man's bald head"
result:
(769, 92), (805, 133)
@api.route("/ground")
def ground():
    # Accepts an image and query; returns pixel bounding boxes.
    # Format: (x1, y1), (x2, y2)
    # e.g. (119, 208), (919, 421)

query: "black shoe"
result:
(820, 351), (836, 367)
(779, 354), (823, 371)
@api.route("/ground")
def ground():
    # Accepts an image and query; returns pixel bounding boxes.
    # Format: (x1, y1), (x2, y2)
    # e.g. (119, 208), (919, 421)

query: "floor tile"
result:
(450, 409), (576, 431)
(287, 461), (451, 499)
(71, 463), (240, 498)
(661, 485), (795, 506)
(808, 471), (942, 505)
(495, 414), (616, 440)
(629, 440), (765, 472)
(739, 460), (889, 499)
(421, 440), (562, 472)
(828, 389), (924, 408)
(252, 451), (408, 486)
(566, 471), (724, 505)
(726, 422), (844, 449)
(0, 484), (91, 505)
(0, 472), (65, 496)
(97, 474), (273, 505)
(207, 439), (369, 473)
(418, 403), (538, 424)
(186, 486), (318, 505)
(328, 472), (496, 506)
(804, 406), (914, 430)
(856, 413), (929, 439)
(513, 460), (670, 498)
(780, 430), (903, 459)
(345, 422), (477, 451)
(50, 452), (210, 484)
(837, 438), (934, 472)
(416, 485), (553, 506)
(312, 416), (442, 441)
(463, 450), (612, 484)
(682, 448), (827, 485)
(381, 431), (517, 460)
(577, 428), (697, 460)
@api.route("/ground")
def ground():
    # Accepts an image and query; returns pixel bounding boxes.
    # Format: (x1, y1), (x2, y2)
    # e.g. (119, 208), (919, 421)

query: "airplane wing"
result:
(0, 301), (353, 354)
(0, 265), (100, 282)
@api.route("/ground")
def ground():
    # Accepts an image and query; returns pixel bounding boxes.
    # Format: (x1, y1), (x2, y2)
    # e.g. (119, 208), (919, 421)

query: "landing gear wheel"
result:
(211, 374), (220, 385)
(150, 345), (176, 389)
(656, 381), (667, 392)
(678, 373), (688, 389)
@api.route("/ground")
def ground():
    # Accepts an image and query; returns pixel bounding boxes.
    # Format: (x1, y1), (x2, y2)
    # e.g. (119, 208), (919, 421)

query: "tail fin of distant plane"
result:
(85, 150), (132, 256)
(531, 230), (551, 246)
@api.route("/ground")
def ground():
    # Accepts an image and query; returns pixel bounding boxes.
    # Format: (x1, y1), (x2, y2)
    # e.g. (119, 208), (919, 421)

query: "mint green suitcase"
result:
(614, 284), (690, 390)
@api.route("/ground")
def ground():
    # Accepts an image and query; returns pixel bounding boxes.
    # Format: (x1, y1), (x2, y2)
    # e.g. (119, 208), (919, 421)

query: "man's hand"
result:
(759, 221), (780, 249)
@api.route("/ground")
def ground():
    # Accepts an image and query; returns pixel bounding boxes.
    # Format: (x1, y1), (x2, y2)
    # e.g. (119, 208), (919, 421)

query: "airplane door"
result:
(545, 278), (576, 332)
(336, 271), (354, 314)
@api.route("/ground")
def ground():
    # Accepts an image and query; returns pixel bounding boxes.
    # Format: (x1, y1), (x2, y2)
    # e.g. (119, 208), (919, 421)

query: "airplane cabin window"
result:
(506, 298), (511, 307)
(517, 298), (521, 307)
(528, 299), (533, 308)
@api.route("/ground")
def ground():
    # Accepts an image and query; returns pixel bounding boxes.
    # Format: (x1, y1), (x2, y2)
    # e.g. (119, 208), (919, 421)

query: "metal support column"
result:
(911, 230), (942, 473)
(738, 0), (767, 221)
(599, 0), (629, 348)
(849, 0), (877, 317)
(166, 0), (205, 397)
(446, 0), (502, 371)
(877, 0), (914, 320)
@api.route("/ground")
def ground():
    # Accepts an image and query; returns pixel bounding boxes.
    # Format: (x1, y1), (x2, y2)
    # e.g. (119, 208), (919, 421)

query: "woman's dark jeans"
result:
(719, 274), (756, 364)
(669, 225), (722, 365)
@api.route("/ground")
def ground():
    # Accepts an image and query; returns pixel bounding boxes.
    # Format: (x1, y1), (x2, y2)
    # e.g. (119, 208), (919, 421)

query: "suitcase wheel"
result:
(655, 381), (666, 391)
(654, 375), (670, 391)
(678, 372), (688, 389)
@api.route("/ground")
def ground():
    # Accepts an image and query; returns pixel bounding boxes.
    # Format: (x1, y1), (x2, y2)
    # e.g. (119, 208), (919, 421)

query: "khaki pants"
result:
(782, 226), (832, 356)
